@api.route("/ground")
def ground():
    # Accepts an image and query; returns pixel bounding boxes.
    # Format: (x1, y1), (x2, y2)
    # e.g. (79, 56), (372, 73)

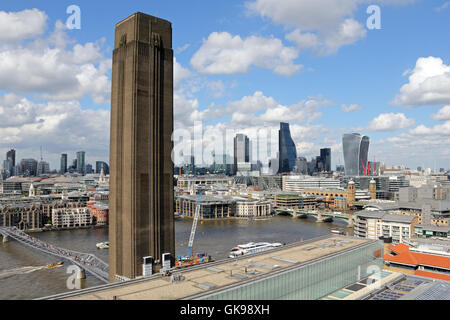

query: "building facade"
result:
(278, 122), (297, 173)
(235, 199), (271, 218)
(52, 207), (91, 228)
(60, 154), (68, 174)
(234, 134), (250, 175)
(342, 133), (370, 176)
(109, 12), (175, 281)
(320, 148), (331, 172)
(354, 210), (418, 244)
(176, 195), (233, 219)
(282, 175), (341, 192)
(76, 151), (86, 175)
(95, 161), (109, 175)
(20, 159), (38, 177)
(0, 203), (43, 229)
(37, 161), (50, 175)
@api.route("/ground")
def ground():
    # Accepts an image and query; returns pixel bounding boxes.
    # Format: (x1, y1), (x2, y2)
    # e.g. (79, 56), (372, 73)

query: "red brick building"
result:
(87, 201), (109, 226)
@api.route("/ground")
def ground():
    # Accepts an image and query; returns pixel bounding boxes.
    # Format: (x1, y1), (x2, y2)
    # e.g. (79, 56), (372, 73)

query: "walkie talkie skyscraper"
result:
(342, 133), (370, 176)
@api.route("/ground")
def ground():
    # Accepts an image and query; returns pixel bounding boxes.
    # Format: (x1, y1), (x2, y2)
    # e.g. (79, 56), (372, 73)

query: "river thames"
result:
(0, 216), (351, 299)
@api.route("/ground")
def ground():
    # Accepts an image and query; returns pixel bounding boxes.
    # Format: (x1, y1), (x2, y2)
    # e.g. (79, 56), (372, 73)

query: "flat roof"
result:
(382, 214), (416, 223)
(44, 236), (374, 300)
(356, 210), (386, 219)
(415, 224), (450, 232)
(356, 210), (416, 223)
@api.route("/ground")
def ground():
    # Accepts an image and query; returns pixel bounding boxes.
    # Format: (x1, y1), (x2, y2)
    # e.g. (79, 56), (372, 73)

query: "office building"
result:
(293, 157), (308, 175)
(20, 159), (38, 177)
(342, 133), (370, 176)
(368, 161), (381, 176)
(85, 164), (93, 174)
(76, 151), (86, 175)
(282, 175), (341, 192)
(278, 122), (297, 173)
(234, 134), (250, 175)
(60, 154), (68, 174)
(320, 148), (331, 172)
(274, 193), (301, 209)
(95, 161), (109, 175)
(6, 149), (15, 173)
(109, 12), (175, 281)
(37, 161), (50, 176)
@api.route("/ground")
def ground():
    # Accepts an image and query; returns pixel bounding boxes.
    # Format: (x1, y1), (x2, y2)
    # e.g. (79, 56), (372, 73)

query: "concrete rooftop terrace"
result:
(44, 235), (373, 300)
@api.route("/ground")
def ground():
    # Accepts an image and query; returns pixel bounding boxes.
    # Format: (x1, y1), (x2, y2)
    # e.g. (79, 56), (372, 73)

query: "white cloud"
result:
(366, 113), (415, 131)
(392, 56), (450, 107)
(190, 32), (302, 76)
(285, 30), (319, 50)
(174, 57), (192, 91)
(0, 94), (39, 127)
(408, 121), (450, 136)
(0, 20), (111, 104)
(286, 19), (366, 55)
(341, 103), (363, 112)
(247, 0), (365, 53)
(378, 119), (450, 161)
(207, 80), (226, 98)
(196, 91), (332, 127)
(0, 94), (110, 168)
(246, 0), (358, 31)
(247, 0), (417, 54)
(0, 9), (47, 42)
(431, 105), (450, 121)
(321, 19), (367, 54)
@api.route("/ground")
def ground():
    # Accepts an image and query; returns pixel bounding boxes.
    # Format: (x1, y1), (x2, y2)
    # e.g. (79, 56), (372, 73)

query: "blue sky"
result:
(0, 0), (449, 171)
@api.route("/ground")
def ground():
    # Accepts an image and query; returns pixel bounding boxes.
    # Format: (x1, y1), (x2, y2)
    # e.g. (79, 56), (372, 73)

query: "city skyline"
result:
(1, 1), (450, 304)
(0, 148), (108, 173)
(0, 1), (449, 171)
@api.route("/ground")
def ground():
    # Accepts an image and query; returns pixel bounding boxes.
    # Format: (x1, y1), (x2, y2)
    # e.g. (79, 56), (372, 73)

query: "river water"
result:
(0, 216), (351, 300)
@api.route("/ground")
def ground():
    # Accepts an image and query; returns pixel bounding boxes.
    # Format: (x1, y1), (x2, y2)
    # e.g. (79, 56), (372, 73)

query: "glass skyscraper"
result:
(320, 148), (331, 172)
(278, 122), (297, 173)
(95, 161), (109, 175)
(234, 134), (250, 174)
(342, 133), (370, 176)
(60, 154), (67, 174)
(6, 149), (15, 172)
(76, 151), (86, 175)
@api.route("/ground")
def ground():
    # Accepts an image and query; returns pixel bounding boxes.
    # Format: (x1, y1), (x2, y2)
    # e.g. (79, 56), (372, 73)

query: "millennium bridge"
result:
(0, 227), (109, 283)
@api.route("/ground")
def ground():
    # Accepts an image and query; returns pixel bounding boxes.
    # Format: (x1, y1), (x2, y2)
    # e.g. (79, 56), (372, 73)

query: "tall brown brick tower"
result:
(109, 12), (174, 281)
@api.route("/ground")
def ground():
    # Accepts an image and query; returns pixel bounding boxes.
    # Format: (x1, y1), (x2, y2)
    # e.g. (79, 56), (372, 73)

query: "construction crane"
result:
(186, 192), (202, 258)
(175, 192), (213, 268)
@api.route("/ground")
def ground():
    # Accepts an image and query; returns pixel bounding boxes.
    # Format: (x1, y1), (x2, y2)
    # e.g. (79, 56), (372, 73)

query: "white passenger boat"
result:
(96, 241), (109, 249)
(229, 242), (283, 258)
